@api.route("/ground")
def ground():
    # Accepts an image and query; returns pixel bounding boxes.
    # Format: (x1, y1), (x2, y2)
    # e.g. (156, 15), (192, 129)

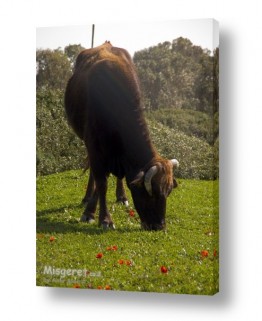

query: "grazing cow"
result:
(65, 41), (179, 230)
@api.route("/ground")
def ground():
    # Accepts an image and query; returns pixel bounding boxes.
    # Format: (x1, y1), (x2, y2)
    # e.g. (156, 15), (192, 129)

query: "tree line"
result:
(36, 38), (219, 116)
(134, 37), (218, 115)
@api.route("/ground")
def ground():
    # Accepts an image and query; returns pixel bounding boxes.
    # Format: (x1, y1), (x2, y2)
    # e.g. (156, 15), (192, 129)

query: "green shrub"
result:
(36, 90), (217, 179)
(36, 89), (86, 175)
(213, 137), (219, 178)
(146, 108), (215, 144)
(147, 119), (217, 179)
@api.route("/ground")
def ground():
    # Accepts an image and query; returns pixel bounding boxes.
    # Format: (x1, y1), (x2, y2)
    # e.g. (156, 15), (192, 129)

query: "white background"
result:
(1, 0), (262, 320)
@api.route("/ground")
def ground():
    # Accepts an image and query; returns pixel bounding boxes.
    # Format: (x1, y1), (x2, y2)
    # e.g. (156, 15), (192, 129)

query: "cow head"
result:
(129, 159), (179, 231)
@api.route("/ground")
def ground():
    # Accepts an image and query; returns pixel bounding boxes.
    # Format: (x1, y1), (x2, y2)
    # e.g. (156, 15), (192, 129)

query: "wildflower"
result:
(201, 250), (209, 258)
(129, 209), (135, 217)
(97, 285), (103, 290)
(107, 245), (118, 251)
(105, 285), (111, 290)
(73, 283), (80, 288)
(96, 253), (103, 259)
(49, 236), (55, 242)
(160, 266), (168, 273)
(126, 260), (132, 266)
(118, 259), (124, 265)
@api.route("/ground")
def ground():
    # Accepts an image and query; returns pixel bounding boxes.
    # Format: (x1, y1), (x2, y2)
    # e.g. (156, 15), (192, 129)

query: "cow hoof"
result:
(80, 214), (95, 224)
(101, 222), (109, 230)
(109, 223), (116, 230)
(100, 222), (116, 230)
(116, 198), (129, 206)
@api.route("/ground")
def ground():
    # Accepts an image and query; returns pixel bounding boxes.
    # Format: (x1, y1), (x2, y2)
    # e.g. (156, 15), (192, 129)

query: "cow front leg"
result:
(116, 178), (129, 206)
(80, 186), (98, 223)
(97, 178), (115, 230)
(82, 170), (95, 205)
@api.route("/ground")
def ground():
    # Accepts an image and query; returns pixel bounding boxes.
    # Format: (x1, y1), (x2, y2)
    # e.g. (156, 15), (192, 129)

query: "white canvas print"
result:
(36, 19), (219, 295)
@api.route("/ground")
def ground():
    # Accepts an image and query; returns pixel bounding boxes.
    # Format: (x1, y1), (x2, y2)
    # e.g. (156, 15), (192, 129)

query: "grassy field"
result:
(36, 170), (219, 295)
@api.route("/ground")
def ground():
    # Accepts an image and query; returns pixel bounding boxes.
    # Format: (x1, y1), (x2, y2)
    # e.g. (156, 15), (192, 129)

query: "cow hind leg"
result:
(116, 178), (129, 206)
(80, 185), (98, 224)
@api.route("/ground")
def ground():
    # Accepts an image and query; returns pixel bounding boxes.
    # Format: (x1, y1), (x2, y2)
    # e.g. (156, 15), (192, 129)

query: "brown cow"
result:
(65, 41), (179, 230)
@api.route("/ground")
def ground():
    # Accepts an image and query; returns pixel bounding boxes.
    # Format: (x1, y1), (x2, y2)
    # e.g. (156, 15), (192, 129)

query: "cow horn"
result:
(170, 159), (179, 168)
(144, 165), (158, 196)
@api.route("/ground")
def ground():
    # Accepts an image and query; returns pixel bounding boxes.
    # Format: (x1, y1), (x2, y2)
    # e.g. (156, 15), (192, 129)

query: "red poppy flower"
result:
(126, 260), (132, 266)
(96, 253), (103, 259)
(213, 249), (217, 257)
(160, 266), (168, 273)
(105, 285), (111, 290)
(201, 250), (209, 258)
(129, 210), (135, 217)
(97, 285), (103, 290)
(49, 236), (55, 242)
(73, 283), (80, 288)
(106, 246), (112, 251)
(112, 245), (118, 251)
(118, 259), (124, 265)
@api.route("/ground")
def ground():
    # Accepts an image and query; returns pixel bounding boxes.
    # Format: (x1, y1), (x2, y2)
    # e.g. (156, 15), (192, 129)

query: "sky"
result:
(36, 19), (219, 56)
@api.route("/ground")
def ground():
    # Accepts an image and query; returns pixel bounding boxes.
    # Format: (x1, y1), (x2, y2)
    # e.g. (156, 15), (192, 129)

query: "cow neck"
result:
(126, 145), (155, 170)
(118, 105), (156, 172)
(122, 128), (158, 183)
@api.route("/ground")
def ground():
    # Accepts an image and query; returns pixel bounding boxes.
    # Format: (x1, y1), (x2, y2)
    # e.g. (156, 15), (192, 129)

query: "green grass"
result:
(36, 170), (219, 295)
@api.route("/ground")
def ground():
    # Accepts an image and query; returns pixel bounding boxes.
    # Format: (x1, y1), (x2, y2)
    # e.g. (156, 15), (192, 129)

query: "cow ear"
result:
(173, 177), (178, 189)
(130, 171), (144, 187)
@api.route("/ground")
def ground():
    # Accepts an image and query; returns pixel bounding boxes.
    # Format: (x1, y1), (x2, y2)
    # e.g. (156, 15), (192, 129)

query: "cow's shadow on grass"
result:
(36, 203), (82, 217)
(37, 204), (141, 235)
